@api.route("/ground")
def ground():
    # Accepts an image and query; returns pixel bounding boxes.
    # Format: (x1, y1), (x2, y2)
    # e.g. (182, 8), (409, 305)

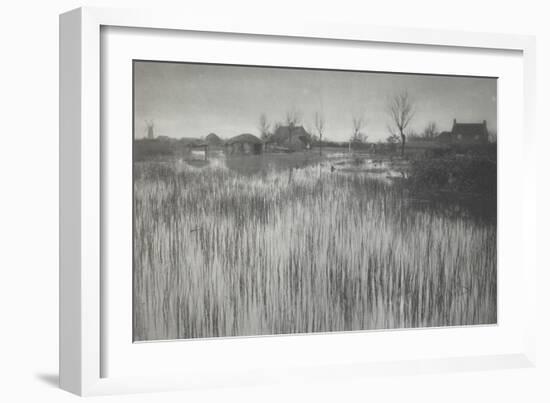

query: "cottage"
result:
(269, 125), (312, 151)
(438, 119), (489, 144)
(225, 133), (263, 155)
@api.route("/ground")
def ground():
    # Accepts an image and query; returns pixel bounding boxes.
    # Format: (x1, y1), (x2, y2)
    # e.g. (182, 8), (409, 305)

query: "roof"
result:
(452, 121), (488, 138)
(205, 133), (223, 144)
(270, 125), (312, 145)
(226, 133), (263, 145)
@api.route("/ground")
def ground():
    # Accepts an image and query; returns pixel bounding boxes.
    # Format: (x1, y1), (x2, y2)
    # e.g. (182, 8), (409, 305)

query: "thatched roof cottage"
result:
(269, 125), (312, 151)
(225, 133), (263, 155)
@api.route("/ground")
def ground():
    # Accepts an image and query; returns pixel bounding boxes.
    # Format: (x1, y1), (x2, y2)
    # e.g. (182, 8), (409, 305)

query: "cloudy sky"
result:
(134, 61), (497, 142)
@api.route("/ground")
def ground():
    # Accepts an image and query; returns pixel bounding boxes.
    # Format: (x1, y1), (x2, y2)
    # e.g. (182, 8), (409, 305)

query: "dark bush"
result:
(409, 155), (496, 197)
(423, 146), (453, 158)
(451, 143), (497, 157)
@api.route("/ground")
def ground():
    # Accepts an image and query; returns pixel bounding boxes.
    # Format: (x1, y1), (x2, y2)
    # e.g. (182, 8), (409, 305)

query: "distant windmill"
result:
(145, 120), (155, 139)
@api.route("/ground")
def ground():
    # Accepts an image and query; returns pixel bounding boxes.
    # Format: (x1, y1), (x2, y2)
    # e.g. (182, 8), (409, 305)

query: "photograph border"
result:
(60, 6), (537, 396)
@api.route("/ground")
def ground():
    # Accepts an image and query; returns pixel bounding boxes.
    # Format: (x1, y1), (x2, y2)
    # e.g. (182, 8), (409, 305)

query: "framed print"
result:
(60, 7), (537, 396)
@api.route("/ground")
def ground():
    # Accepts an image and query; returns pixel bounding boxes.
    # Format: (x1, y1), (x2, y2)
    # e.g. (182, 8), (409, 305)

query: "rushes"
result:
(133, 161), (497, 341)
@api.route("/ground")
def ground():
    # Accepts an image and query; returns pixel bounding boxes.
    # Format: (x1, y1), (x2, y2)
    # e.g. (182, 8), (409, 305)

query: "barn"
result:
(225, 133), (263, 155)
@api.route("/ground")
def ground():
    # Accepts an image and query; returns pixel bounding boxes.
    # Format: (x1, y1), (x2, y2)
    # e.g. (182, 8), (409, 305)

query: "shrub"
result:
(409, 155), (496, 197)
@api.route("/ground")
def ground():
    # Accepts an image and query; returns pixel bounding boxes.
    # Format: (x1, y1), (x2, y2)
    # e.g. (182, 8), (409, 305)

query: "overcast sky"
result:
(134, 61), (497, 142)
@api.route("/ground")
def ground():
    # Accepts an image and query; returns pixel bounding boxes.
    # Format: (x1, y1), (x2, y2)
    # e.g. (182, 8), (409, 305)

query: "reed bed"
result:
(133, 159), (496, 341)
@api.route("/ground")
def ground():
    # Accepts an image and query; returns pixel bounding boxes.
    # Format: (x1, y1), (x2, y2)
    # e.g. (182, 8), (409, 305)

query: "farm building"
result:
(225, 133), (263, 155)
(269, 125), (312, 151)
(189, 142), (208, 160)
(438, 119), (489, 144)
(205, 132), (224, 146)
(174, 138), (209, 159)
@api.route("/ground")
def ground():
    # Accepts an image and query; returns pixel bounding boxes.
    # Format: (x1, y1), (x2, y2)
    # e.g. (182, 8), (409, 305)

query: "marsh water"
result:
(182, 150), (495, 224)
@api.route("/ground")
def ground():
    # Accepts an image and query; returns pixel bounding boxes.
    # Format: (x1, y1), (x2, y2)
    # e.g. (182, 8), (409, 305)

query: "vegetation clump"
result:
(408, 146), (496, 197)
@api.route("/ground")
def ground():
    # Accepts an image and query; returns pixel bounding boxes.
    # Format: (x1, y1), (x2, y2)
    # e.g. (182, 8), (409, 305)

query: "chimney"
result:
(453, 118), (456, 125)
(483, 119), (487, 126)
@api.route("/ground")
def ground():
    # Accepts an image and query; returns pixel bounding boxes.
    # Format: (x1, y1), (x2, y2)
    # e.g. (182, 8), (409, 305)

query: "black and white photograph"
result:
(4, 0), (549, 400)
(132, 60), (497, 342)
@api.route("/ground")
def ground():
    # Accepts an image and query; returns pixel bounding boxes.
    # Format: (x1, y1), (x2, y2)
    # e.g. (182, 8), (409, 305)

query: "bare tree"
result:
(387, 91), (415, 156)
(285, 108), (301, 144)
(350, 115), (367, 143)
(423, 121), (439, 139)
(258, 114), (271, 141)
(314, 111), (325, 156)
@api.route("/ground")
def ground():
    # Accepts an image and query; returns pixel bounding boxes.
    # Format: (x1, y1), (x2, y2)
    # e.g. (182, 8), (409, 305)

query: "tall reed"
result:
(133, 159), (496, 341)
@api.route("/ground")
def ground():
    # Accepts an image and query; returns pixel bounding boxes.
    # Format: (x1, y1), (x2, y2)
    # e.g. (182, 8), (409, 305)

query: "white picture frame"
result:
(59, 6), (537, 396)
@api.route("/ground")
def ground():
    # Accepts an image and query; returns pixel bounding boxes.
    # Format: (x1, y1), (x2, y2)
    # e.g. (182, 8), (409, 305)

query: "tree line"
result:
(258, 90), (423, 157)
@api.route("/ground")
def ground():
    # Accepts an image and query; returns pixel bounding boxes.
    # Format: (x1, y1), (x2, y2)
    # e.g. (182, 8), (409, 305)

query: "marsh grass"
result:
(133, 158), (496, 341)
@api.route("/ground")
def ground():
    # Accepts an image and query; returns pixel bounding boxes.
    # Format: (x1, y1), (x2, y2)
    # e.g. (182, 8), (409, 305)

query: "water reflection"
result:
(183, 151), (496, 224)
(224, 152), (323, 177)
